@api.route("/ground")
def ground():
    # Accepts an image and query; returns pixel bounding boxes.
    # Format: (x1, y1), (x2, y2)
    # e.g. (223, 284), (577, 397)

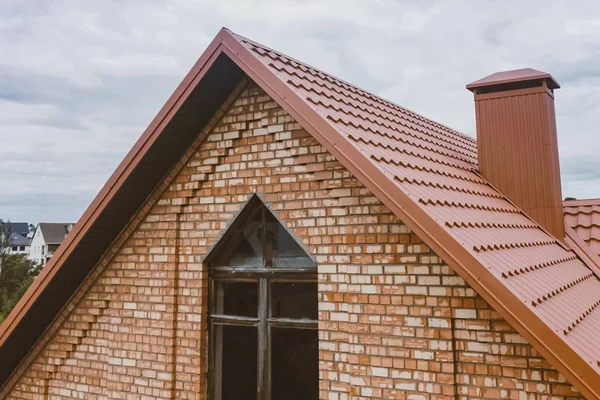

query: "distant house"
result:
(28, 223), (73, 266)
(1, 222), (31, 255)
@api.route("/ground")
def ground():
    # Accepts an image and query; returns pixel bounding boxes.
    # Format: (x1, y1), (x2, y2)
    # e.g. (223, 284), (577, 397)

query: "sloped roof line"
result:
(0, 28), (599, 398)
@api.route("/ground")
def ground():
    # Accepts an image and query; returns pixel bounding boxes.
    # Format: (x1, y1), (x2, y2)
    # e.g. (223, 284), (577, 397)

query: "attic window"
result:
(206, 195), (318, 400)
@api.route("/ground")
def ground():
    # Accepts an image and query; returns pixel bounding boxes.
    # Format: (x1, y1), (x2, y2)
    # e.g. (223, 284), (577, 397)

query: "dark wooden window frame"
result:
(207, 201), (318, 400)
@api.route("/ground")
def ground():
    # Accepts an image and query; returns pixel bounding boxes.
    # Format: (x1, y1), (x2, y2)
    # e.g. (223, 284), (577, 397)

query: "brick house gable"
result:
(0, 28), (599, 398)
(2, 82), (583, 399)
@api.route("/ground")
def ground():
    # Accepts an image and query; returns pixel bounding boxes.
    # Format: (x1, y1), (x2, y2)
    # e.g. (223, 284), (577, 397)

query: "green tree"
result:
(0, 220), (41, 324)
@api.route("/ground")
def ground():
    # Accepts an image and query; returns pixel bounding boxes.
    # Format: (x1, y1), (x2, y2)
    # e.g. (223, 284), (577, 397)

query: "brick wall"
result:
(2, 81), (583, 399)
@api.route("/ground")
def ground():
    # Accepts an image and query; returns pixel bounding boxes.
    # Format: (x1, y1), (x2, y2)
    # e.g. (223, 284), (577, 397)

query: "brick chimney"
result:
(467, 68), (564, 239)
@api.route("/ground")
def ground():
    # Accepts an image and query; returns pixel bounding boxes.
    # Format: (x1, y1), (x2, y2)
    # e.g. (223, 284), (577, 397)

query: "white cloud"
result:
(1, 0), (600, 223)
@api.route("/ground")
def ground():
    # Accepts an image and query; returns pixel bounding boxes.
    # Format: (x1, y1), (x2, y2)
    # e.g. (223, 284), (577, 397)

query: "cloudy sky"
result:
(1, 0), (599, 223)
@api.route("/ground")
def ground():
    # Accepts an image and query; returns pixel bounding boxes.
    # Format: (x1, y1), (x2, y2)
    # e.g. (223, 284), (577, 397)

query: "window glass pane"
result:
(265, 214), (315, 268)
(271, 327), (318, 400)
(214, 280), (258, 317)
(212, 207), (263, 267)
(217, 325), (257, 400)
(270, 282), (318, 320)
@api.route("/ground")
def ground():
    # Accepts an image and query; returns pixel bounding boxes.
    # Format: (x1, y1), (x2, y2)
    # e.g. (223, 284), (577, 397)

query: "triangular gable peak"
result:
(205, 194), (316, 269)
(31, 225), (44, 243)
(1, 28), (600, 397)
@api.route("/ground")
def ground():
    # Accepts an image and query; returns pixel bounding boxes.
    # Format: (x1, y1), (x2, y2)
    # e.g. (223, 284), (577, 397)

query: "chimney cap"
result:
(466, 68), (560, 92)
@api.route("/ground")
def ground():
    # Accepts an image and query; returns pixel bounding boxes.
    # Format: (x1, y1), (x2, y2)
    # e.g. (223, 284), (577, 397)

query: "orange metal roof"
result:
(1, 28), (600, 398)
(565, 198), (600, 255)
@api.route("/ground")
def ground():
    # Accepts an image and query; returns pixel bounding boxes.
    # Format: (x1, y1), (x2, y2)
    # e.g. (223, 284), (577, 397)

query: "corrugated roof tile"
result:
(565, 199), (600, 255)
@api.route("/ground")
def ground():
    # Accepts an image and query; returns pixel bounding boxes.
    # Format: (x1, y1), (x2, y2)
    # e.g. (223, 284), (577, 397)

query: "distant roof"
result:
(9, 233), (29, 247)
(564, 198), (600, 254)
(466, 68), (560, 90)
(0, 28), (599, 398)
(8, 223), (29, 238)
(38, 223), (73, 245)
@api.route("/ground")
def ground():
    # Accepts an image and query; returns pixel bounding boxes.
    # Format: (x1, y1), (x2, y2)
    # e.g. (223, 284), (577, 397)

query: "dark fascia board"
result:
(1, 28), (599, 399)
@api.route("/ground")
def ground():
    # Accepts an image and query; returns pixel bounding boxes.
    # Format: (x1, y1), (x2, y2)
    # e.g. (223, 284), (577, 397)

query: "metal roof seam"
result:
(533, 273), (595, 306)
(502, 255), (580, 278)
(418, 198), (519, 213)
(324, 112), (476, 161)
(469, 169), (575, 252)
(363, 140), (475, 171)
(393, 178), (504, 198)
(564, 300), (600, 335)
(373, 158), (484, 184)
(474, 240), (556, 252)
(304, 93), (472, 149)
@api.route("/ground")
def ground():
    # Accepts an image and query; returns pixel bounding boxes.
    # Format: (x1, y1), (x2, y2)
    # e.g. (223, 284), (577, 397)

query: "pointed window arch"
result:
(206, 195), (318, 400)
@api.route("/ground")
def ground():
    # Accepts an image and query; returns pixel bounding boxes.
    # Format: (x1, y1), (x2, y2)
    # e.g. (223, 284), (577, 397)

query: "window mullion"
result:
(257, 277), (269, 400)
(261, 206), (267, 267)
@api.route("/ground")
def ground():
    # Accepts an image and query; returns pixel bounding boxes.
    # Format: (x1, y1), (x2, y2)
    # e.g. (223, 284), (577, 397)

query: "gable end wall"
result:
(2, 82), (583, 400)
